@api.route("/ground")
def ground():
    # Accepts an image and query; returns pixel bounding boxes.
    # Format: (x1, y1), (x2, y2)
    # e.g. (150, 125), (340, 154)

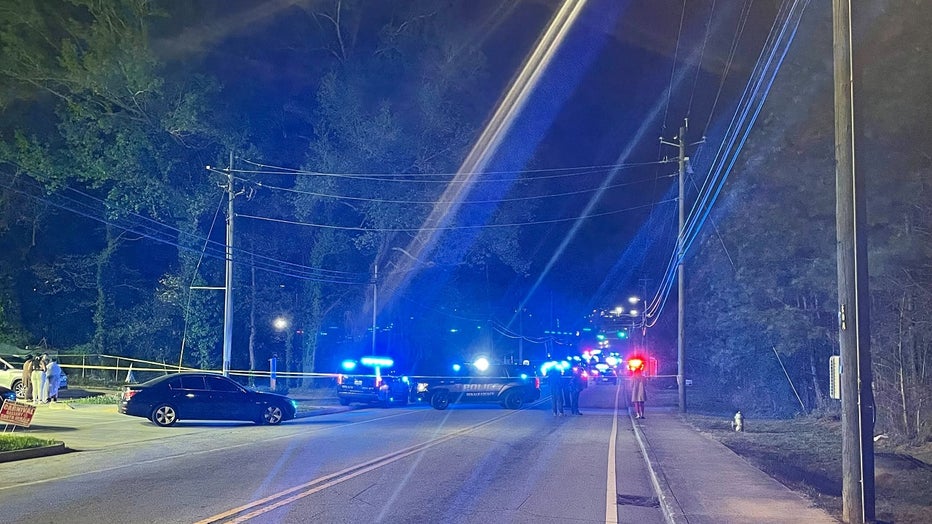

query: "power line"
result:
(236, 198), (677, 232)
(238, 157), (668, 181)
(235, 172), (677, 205)
(686, 0), (717, 119)
(643, 0), (810, 324)
(0, 172), (372, 284)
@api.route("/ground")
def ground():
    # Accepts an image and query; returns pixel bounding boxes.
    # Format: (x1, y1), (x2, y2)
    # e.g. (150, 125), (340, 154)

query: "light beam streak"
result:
(376, 0), (591, 312)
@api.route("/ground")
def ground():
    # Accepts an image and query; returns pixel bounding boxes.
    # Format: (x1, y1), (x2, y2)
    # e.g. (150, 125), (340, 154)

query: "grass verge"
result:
(67, 393), (121, 404)
(0, 434), (57, 452)
(686, 414), (932, 524)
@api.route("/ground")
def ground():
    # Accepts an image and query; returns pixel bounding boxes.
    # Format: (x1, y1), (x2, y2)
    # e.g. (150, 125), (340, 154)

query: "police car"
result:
(415, 360), (541, 410)
(336, 356), (411, 407)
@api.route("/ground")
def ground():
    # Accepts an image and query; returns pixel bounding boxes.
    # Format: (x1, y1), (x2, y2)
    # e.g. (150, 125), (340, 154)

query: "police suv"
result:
(415, 362), (541, 410)
(336, 356), (411, 407)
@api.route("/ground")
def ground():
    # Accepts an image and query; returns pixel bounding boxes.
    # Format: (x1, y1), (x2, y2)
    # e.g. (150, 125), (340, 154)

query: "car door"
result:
(204, 375), (248, 421)
(175, 375), (210, 419)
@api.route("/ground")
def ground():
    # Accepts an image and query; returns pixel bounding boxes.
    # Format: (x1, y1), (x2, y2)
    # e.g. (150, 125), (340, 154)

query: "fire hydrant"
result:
(733, 410), (744, 432)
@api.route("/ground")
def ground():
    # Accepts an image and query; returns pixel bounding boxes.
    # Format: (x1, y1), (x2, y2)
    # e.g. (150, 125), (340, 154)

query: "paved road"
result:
(0, 385), (660, 523)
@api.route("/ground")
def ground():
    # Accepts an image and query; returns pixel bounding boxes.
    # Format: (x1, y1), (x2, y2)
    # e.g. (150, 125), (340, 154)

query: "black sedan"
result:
(119, 372), (297, 427)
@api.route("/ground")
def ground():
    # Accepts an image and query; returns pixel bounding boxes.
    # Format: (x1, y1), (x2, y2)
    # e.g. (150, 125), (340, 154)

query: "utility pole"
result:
(833, 2), (875, 522)
(661, 120), (689, 412)
(518, 308), (524, 364)
(222, 151), (235, 378)
(371, 263), (378, 355)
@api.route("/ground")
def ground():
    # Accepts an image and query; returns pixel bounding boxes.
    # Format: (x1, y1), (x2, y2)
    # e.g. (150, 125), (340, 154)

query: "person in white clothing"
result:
(32, 354), (48, 402)
(46, 357), (63, 402)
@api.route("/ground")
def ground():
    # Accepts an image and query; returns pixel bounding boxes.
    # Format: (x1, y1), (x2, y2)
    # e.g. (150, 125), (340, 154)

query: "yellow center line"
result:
(196, 409), (525, 523)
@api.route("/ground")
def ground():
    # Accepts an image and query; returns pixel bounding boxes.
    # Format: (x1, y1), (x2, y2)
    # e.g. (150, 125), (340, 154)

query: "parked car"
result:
(0, 354), (69, 399)
(0, 356), (20, 396)
(0, 385), (16, 403)
(119, 372), (297, 427)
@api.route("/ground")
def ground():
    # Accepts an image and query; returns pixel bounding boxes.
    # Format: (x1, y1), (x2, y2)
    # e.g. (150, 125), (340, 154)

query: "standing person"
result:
(630, 370), (647, 419)
(546, 365), (565, 416)
(46, 356), (62, 402)
(32, 354), (47, 403)
(569, 365), (587, 415)
(21, 354), (34, 401)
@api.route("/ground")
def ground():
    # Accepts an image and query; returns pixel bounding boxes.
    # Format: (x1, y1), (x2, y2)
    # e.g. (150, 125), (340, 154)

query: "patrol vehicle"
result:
(336, 356), (411, 407)
(415, 362), (540, 410)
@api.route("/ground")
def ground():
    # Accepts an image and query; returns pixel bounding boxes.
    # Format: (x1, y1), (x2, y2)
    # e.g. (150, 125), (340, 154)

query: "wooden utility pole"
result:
(371, 263), (378, 355)
(661, 121), (688, 412)
(833, 1), (875, 522)
(222, 151), (235, 378)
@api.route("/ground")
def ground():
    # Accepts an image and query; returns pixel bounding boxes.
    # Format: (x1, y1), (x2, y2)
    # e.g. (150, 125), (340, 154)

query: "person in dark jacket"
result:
(546, 366), (565, 416)
(568, 365), (587, 415)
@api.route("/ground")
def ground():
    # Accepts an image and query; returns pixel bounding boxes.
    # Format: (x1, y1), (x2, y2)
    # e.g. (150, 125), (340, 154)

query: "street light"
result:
(272, 316), (293, 387)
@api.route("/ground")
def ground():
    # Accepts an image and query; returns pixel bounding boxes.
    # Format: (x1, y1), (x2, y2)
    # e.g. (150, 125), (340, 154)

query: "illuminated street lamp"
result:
(272, 316), (293, 387)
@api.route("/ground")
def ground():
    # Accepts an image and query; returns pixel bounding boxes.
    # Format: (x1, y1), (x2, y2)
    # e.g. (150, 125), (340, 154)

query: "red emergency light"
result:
(627, 357), (645, 373)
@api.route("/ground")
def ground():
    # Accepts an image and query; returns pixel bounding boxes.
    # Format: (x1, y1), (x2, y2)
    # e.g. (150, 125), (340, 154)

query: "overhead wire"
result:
(236, 198), (677, 232)
(643, 0), (810, 325)
(661, 0), (689, 135)
(0, 171), (372, 285)
(645, 0), (796, 321)
(234, 172), (677, 205)
(703, 0), (755, 138)
(686, 0), (716, 119)
(233, 160), (663, 184)
(237, 157), (668, 180)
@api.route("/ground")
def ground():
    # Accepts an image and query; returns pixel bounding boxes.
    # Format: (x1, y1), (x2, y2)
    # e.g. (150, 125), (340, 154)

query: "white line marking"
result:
(605, 383), (621, 523)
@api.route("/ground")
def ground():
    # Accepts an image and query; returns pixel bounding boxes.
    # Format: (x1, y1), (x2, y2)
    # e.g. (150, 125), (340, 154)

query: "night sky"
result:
(0, 0), (856, 369)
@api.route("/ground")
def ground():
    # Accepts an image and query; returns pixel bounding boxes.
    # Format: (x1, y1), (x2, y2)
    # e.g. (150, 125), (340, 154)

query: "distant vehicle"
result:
(336, 356), (410, 407)
(0, 355), (69, 399)
(119, 372), (297, 427)
(589, 363), (618, 385)
(0, 385), (16, 403)
(415, 362), (541, 410)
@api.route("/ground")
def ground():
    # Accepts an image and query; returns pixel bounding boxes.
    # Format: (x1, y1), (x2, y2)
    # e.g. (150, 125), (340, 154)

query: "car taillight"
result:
(534, 378), (540, 389)
(375, 377), (382, 388)
(122, 389), (139, 401)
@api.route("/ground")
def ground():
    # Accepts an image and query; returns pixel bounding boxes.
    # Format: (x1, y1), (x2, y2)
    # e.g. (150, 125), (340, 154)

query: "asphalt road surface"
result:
(0, 384), (663, 524)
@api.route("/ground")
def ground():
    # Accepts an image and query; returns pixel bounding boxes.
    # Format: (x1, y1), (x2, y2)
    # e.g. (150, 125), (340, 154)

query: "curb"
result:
(0, 442), (68, 463)
(630, 414), (687, 524)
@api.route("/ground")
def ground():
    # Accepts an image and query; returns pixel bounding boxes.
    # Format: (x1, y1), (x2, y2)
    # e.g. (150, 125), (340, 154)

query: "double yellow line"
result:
(195, 408), (525, 523)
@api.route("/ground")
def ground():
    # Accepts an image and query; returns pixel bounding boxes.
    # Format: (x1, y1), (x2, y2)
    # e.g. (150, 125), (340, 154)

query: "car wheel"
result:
(503, 390), (525, 410)
(12, 379), (26, 399)
(430, 390), (450, 410)
(151, 404), (178, 427)
(259, 404), (285, 425)
(338, 397), (351, 406)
